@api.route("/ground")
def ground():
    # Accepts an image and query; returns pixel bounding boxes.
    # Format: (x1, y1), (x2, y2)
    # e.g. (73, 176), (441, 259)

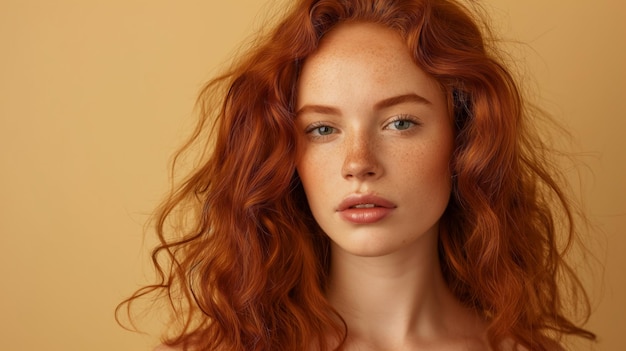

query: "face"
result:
(295, 22), (454, 258)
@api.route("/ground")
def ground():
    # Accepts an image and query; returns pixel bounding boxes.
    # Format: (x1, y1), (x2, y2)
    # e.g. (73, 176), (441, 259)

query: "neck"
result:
(326, 230), (481, 348)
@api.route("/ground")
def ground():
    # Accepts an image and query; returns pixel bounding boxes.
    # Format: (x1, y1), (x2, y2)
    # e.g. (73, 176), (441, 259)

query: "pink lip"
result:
(336, 194), (396, 224)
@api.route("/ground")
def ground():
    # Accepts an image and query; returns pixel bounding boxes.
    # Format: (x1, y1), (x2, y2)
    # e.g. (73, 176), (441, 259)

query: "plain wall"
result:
(0, 0), (623, 350)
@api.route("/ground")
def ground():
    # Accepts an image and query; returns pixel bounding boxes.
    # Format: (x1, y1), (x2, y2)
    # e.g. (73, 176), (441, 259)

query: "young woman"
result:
(119, 0), (596, 350)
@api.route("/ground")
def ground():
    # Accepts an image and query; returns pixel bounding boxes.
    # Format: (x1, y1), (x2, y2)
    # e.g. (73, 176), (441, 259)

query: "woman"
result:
(118, 0), (596, 350)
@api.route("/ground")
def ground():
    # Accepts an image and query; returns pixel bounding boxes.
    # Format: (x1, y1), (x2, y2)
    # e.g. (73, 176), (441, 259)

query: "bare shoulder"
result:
(153, 344), (217, 351)
(499, 339), (565, 351)
(154, 345), (181, 351)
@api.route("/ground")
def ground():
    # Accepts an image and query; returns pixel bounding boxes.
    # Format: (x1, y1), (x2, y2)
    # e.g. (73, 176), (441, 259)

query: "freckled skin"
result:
(153, 21), (519, 351)
(295, 22), (455, 258)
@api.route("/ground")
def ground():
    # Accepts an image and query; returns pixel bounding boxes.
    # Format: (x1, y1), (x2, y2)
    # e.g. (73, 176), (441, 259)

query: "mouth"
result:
(337, 194), (396, 211)
(351, 203), (377, 209)
(337, 194), (396, 224)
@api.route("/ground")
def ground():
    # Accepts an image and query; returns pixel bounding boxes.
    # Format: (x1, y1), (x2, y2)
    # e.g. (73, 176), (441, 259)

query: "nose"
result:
(341, 133), (382, 180)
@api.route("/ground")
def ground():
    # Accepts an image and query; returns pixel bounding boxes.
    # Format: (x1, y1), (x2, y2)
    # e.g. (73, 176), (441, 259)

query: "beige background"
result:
(1, 0), (623, 350)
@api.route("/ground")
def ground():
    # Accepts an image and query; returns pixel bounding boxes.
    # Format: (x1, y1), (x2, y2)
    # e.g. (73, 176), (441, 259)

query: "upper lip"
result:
(336, 194), (396, 211)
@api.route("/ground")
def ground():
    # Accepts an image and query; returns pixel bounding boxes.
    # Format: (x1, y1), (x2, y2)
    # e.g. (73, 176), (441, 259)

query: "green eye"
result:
(391, 120), (413, 130)
(315, 126), (334, 135)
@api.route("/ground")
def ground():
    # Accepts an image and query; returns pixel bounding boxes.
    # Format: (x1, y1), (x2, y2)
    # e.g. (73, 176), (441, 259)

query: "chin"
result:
(329, 235), (416, 258)
(327, 223), (440, 259)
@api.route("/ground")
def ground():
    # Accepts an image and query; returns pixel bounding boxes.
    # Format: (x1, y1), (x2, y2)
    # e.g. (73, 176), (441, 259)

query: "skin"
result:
(155, 20), (547, 351)
(295, 22), (490, 350)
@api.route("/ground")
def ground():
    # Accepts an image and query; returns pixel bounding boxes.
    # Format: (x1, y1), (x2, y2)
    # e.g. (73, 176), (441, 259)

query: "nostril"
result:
(341, 145), (382, 179)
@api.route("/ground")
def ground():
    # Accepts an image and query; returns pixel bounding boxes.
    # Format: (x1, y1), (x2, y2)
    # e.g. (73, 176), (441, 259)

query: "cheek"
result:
(401, 140), (453, 194)
(294, 140), (311, 185)
(296, 141), (339, 186)
(296, 145), (344, 218)
(295, 148), (325, 201)
(430, 144), (454, 201)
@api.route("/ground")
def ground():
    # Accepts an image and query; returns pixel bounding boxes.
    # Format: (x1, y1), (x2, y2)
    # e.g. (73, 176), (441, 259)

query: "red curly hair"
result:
(117, 0), (596, 350)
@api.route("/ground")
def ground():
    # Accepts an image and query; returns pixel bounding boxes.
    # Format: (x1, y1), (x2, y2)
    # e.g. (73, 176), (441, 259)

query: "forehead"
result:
(320, 22), (408, 54)
(303, 22), (412, 78)
(296, 22), (444, 109)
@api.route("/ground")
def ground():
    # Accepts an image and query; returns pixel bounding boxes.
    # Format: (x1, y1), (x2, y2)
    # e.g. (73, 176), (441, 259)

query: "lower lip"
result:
(338, 207), (393, 224)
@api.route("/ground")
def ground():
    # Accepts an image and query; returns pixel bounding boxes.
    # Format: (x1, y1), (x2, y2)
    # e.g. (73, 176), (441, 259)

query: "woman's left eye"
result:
(385, 116), (419, 131)
(390, 120), (413, 130)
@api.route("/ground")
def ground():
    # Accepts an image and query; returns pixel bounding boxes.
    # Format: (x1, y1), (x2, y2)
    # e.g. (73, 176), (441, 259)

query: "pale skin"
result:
(294, 22), (490, 350)
(155, 22), (544, 351)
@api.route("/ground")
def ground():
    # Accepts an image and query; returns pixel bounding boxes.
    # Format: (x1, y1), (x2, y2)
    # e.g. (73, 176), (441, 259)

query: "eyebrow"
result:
(296, 93), (431, 117)
(295, 104), (341, 117)
(374, 93), (432, 110)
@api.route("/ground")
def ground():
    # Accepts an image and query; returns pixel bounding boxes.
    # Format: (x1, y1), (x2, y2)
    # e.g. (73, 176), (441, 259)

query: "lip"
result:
(336, 194), (396, 224)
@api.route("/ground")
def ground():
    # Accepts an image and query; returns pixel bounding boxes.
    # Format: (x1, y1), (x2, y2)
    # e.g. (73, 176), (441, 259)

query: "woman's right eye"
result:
(314, 125), (334, 135)
(306, 124), (335, 137)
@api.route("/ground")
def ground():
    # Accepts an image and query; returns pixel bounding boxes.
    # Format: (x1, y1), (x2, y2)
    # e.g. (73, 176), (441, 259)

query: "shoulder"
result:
(153, 344), (219, 351)
(500, 339), (565, 351)
(154, 345), (181, 351)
